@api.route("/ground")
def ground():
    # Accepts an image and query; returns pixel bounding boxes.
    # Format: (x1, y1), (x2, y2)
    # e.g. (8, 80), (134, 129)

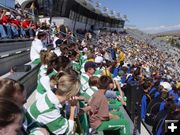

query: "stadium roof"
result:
(75, 0), (121, 21)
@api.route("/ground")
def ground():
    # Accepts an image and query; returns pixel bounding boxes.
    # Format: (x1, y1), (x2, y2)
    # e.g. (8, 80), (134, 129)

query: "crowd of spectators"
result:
(0, 14), (180, 134)
(0, 7), (37, 39)
(29, 30), (180, 135)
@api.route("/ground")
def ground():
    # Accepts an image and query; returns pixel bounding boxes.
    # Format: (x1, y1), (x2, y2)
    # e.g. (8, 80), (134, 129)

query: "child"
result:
(88, 76), (130, 135)
(36, 55), (70, 99)
(81, 76), (99, 101)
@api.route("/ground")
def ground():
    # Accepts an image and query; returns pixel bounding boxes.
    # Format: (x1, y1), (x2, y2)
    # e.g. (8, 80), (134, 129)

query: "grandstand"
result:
(0, 0), (179, 135)
(19, 0), (125, 32)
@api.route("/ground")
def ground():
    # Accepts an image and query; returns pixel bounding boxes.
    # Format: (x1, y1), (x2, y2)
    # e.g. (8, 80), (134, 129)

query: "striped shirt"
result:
(82, 86), (98, 100)
(72, 61), (81, 73)
(22, 107), (45, 135)
(36, 70), (57, 99)
(37, 65), (47, 83)
(28, 91), (74, 135)
(94, 67), (103, 77)
(80, 73), (90, 94)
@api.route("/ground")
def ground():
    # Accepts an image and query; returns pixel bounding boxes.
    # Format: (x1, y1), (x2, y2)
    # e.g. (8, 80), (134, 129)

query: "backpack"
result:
(145, 97), (163, 125)
(11, 65), (31, 72)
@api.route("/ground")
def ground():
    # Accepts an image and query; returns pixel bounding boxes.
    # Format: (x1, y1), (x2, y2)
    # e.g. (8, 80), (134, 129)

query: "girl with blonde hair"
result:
(28, 72), (80, 135)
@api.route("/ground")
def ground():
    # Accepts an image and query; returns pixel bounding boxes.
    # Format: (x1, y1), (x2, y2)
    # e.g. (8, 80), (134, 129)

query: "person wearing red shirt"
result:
(1, 12), (13, 38)
(10, 15), (19, 38)
(12, 16), (26, 37)
(0, 9), (7, 38)
(21, 18), (34, 38)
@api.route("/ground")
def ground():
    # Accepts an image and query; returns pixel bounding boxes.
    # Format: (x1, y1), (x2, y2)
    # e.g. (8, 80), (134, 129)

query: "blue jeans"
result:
(20, 27), (26, 37)
(105, 90), (117, 99)
(11, 26), (19, 37)
(4, 24), (13, 38)
(0, 24), (7, 38)
(24, 28), (34, 37)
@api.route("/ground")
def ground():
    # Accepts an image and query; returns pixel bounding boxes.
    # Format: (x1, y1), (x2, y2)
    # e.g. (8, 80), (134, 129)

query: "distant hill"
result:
(154, 29), (180, 36)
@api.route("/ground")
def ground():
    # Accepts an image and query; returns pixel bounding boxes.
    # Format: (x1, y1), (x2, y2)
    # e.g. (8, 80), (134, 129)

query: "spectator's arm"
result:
(141, 95), (147, 120)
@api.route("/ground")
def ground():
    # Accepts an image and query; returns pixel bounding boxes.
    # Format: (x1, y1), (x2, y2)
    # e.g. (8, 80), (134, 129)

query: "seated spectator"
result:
(88, 75), (130, 135)
(0, 79), (49, 135)
(0, 98), (22, 135)
(9, 15), (19, 38)
(36, 55), (70, 99)
(28, 72), (80, 135)
(53, 32), (63, 48)
(80, 61), (96, 94)
(2, 11), (12, 38)
(0, 9), (7, 38)
(81, 76), (99, 101)
(21, 17), (34, 38)
(30, 31), (47, 64)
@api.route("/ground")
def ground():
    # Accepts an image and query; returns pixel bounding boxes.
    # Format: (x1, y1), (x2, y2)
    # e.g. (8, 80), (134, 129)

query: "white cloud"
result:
(140, 24), (180, 34)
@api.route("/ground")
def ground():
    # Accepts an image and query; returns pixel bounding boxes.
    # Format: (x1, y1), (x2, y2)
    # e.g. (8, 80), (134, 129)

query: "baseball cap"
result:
(84, 61), (96, 70)
(95, 56), (104, 63)
(5, 12), (11, 16)
(160, 82), (172, 91)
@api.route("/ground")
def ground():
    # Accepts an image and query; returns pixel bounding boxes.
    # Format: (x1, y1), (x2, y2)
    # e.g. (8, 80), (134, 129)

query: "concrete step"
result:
(0, 39), (32, 52)
(0, 47), (30, 75)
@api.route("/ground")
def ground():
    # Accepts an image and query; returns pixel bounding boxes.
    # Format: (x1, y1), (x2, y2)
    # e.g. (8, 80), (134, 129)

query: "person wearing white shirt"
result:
(53, 33), (64, 48)
(30, 32), (47, 64)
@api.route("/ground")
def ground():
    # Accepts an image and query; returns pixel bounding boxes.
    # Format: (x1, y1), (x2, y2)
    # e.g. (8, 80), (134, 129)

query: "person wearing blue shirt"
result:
(141, 81), (152, 120)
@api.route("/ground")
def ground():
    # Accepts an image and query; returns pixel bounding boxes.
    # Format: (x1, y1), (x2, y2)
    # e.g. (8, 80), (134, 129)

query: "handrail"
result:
(141, 120), (153, 135)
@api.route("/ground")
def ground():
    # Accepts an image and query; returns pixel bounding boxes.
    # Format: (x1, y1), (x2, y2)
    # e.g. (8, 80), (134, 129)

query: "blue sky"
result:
(98, 0), (180, 33)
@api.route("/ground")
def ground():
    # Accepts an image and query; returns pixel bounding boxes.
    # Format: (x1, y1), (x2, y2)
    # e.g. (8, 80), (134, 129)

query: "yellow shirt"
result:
(118, 51), (125, 63)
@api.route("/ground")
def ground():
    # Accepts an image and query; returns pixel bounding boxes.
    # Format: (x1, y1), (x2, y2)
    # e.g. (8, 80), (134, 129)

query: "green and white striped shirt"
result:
(94, 67), (103, 78)
(36, 70), (57, 99)
(80, 73), (90, 94)
(28, 91), (74, 135)
(37, 65), (47, 83)
(82, 86), (98, 100)
(72, 61), (81, 73)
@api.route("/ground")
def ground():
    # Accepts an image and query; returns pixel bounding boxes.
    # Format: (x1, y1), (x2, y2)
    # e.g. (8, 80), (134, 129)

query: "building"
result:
(18, 0), (125, 32)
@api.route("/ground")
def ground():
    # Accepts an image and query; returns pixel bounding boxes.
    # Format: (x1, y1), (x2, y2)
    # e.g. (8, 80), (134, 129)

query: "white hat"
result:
(5, 12), (11, 16)
(83, 48), (88, 53)
(160, 82), (172, 91)
(95, 56), (104, 63)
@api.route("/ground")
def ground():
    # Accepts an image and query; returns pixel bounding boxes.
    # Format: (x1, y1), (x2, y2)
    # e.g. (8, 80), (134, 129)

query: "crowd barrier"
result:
(124, 81), (153, 135)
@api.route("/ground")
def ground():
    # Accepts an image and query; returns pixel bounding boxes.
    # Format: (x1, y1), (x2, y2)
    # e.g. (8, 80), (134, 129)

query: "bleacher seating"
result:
(0, 39), (32, 75)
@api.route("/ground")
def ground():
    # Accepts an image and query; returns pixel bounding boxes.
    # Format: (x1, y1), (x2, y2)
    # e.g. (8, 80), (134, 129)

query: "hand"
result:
(112, 114), (120, 119)
(68, 96), (78, 107)
(109, 113), (119, 119)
